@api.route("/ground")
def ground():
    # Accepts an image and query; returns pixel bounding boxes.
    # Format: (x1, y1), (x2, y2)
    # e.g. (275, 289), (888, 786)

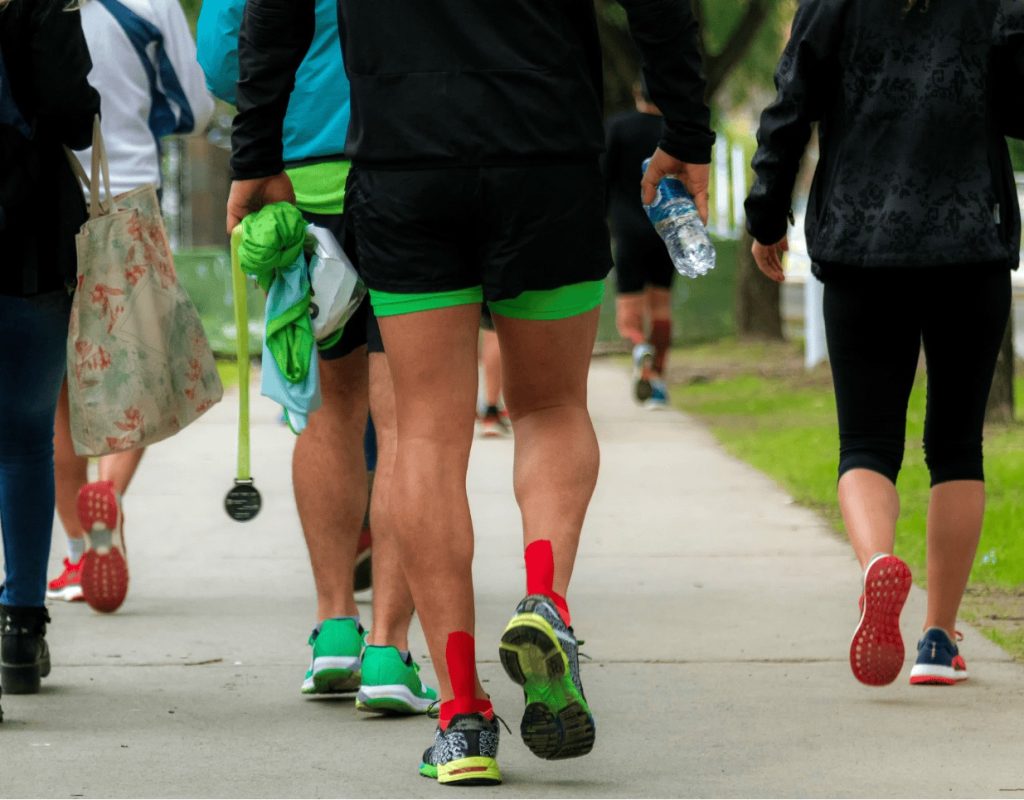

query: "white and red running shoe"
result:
(46, 558), (85, 602)
(850, 553), (912, 686)
(78, 481), (129, 614)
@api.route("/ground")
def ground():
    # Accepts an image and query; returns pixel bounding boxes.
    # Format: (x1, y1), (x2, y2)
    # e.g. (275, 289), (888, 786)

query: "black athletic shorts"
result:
(613, 231), (675, 294)
(303, 210), (384, 358)
(345, 163), (613, 302)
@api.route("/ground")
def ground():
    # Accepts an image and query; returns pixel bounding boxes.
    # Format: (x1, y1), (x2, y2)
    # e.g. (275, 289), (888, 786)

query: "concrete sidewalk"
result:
(3, 360), (1024, 798)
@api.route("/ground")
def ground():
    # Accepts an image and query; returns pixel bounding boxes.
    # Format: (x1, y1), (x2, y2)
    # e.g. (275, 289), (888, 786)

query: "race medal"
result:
(225, 479), (262, 522)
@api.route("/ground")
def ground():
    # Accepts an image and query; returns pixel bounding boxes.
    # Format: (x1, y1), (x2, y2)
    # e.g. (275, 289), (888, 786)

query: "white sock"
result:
(68, 537), (86, 562)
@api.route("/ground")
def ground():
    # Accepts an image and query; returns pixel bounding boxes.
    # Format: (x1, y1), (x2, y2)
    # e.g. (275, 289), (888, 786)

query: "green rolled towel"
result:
(238, 202), (308, 292)
(238, 202), (316, 390)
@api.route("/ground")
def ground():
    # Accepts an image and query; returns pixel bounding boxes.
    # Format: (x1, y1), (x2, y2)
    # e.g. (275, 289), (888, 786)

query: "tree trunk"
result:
(985, 316), (1015, 425)
(735, 228), (785, 340)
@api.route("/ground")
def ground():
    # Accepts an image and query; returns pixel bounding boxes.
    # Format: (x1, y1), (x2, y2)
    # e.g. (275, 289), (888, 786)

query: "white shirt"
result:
(76, 0), (214, 196)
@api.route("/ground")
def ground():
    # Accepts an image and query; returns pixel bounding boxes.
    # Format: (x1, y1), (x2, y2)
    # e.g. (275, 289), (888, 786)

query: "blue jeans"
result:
(0, 290), (71, 607)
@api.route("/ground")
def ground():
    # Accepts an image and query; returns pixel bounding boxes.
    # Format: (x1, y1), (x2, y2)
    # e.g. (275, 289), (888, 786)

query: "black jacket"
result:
(232, 0), (714, 177)
(746, 0), (1024, 270)
(0, 0), (99, 296)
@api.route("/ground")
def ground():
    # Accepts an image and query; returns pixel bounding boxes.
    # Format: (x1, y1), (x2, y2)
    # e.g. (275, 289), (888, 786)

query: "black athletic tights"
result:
(821, 263), (1012, 487)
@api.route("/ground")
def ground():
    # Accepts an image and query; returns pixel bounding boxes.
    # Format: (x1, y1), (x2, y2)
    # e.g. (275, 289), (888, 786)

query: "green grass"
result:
(215, 359), (241, 391)
(670, 345), (1024, 657)
(176, 248), (265, 358)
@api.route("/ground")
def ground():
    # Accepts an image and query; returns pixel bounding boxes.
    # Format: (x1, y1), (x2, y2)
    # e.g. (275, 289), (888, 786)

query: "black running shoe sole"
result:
(499, 616), (595, 760)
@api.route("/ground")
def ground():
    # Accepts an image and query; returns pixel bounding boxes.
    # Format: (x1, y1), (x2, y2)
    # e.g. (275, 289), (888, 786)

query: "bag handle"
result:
(64, 116), (113, 218)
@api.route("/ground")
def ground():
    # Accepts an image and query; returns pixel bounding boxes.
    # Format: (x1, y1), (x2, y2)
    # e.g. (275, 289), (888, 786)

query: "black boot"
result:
(0, 604), (51, 695)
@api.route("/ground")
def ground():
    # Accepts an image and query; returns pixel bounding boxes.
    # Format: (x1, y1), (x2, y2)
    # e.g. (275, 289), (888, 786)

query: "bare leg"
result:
(925, 480), (985, 636)
(54, 381), (146, 543)
(493, 309), (600, 596)
(53, 381), (87, 540)
(293, 349), (369, 621)
(646, 286), (672, 376)
(365, 352), (414, 650)
(838, 468), (900, 569)
(377, 305), (484, 703)
(481, 330), (503, 409)
(615, 293), (646, 347)
(98, 449), (145, 496)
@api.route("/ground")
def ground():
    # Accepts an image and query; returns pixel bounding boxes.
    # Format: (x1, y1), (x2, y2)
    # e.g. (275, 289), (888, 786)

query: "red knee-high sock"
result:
(650, 318), (671, 375)
(439, 631), (493, 730)
(524, 540), (571, 626)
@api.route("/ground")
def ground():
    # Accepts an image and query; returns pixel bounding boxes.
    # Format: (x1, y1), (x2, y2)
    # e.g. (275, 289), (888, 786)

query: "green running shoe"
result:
(301, 617), (363, 695)
(356, 645), (438, 714)
(499, 594), (595, 760)
(419, 712), (502, 786)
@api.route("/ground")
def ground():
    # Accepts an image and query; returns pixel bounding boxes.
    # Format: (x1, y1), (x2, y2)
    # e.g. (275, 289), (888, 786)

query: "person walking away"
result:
(605, 78), (676, 408)
(0, 0), (100, 717)
(228, 0), (713, 785)
(478, 305), (511, 438)
(199, 0), (437, 713)
(46, 0), (214, 614)
(746, 0), (1024, 687)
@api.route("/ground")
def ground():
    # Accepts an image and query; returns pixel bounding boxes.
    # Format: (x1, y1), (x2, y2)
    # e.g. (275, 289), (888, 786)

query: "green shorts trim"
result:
(370, 287), (484, 317)
(370, 281), (605, 321)
(489, 281), (605, 321)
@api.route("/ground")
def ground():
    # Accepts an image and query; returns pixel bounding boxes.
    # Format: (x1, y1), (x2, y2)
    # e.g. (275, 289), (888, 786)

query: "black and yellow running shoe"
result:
(419, 712), (502, 786)
(499, 594), (596, 760)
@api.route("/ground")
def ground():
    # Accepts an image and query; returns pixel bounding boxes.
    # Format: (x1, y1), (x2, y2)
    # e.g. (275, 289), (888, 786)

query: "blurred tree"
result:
(596, 0), (793, 114)
(180, 0), (200, 29)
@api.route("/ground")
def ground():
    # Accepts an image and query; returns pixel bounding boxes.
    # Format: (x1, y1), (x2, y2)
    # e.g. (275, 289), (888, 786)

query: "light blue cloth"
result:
(196, 0), (349, 163)
(260, 255), (320, 435)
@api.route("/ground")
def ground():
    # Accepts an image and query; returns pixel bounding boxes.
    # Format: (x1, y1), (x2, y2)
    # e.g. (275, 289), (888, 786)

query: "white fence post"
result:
(714, 138), (731, 238)
(804, 274), (828, 369)
(731, 143), (747, 235)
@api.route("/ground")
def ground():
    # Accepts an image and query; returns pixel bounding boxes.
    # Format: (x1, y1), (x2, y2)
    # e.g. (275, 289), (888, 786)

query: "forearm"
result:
(745, 101), (812, 245)
(619, 0), (715, 164)
(230, 0), (315, 179)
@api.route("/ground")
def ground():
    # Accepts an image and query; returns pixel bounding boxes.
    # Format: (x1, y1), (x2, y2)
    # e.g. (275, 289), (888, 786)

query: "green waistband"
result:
(286, 160), (351, 216)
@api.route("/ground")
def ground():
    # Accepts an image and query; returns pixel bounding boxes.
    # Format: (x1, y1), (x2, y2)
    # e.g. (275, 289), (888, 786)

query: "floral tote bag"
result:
(66, 119), (223, 456)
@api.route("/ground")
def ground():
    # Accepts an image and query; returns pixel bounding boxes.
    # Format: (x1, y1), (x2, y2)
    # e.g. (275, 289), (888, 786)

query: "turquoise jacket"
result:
(196, 0), (349, 164)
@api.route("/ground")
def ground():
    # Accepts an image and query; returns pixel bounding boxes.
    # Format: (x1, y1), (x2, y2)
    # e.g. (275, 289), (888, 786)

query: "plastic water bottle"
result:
(641, 158), (716, 278)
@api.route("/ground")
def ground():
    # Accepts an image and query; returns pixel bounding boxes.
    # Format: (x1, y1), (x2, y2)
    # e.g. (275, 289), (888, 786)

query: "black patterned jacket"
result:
(746, 0), (1024, 270)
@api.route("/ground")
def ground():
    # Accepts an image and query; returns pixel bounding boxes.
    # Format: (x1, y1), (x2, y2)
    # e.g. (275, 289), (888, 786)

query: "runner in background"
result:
(478, 306), (511, 438)
(605, 78), (675, 409)
(198, 0), (437, 713)
(47, 0), (214, 613)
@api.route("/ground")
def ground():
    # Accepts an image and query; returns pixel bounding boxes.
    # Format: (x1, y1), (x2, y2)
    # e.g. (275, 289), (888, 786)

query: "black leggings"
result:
(821, 263), (1012, 487)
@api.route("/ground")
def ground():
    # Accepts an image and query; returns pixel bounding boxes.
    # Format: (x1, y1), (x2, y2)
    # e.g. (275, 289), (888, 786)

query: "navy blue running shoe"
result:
(909, 627), (968, 686)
